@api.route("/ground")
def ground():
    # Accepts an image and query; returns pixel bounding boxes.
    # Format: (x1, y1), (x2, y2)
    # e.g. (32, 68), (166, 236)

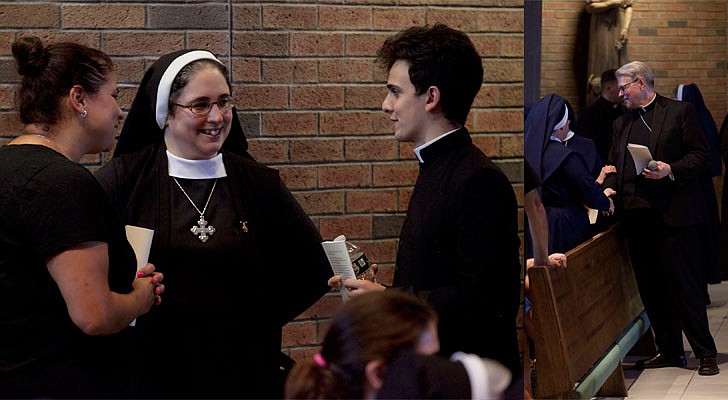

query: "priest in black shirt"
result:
(331, 24), (522, 393)
(604, 61), (719, 376)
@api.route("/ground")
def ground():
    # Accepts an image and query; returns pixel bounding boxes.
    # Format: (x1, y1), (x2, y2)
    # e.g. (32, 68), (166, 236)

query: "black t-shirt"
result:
(0, 145), (136, 398)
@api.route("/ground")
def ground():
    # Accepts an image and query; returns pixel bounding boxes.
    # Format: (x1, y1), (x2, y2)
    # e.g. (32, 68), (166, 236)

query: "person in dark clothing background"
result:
(579, 69), (626, 165)
(719, 114), (728, 281)
(329, 24), (522, 397)
(674, 83), (722, 303)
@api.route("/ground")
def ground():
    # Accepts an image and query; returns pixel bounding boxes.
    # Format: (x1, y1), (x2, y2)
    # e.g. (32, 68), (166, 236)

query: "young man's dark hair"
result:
(600, 68), (617, 84)
(376, 23), (483, 126)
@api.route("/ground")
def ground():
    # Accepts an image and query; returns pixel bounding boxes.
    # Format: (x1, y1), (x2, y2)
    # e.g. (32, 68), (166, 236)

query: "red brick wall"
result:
(0, 1), (524, 363)
(541, 0), (727, 121)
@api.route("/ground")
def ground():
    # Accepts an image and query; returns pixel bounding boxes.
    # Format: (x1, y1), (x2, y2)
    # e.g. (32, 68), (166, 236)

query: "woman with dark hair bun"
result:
(0, 36), (164, 398)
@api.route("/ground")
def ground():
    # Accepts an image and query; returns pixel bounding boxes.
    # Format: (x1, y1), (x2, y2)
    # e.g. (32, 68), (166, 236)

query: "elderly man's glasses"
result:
(618, 78), (639, 93)
(173, 96), (235, 115)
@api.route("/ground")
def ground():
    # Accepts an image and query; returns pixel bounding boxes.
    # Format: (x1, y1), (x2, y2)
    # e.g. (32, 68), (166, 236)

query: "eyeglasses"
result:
(173, 97), (235, 115)
(618, 78), (639, 93)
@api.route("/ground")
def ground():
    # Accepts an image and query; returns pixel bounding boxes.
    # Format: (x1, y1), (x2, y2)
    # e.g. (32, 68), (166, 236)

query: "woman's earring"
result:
(79, 109), (87, 119)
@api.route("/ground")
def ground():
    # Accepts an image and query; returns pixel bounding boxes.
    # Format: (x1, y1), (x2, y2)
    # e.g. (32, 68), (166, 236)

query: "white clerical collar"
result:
(167, 150), (227, 179)
(641, 94), (657, 112)
(414, 128), (460, 163)
(550, 130), (575, 143)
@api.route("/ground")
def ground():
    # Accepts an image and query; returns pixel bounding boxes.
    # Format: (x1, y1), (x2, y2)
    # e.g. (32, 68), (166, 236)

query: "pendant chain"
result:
(639, 113), (653, 133)
(173, 177), (217, 217)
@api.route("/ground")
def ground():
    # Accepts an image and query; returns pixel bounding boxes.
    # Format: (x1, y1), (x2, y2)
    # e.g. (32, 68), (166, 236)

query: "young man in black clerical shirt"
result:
(579, 69), (626, 164)
(330, 24), (522, 394)
(604, 61), (719, 376)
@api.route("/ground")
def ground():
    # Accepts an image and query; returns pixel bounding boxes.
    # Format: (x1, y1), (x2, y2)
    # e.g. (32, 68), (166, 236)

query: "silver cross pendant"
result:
(191, 216), (215, 243)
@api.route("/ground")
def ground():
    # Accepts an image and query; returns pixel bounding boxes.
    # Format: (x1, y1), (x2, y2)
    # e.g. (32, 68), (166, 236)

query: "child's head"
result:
(284, 291), (438, 399)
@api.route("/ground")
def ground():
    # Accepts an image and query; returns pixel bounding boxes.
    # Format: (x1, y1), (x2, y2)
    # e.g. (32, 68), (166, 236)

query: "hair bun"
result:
(12, 36), (49, 77)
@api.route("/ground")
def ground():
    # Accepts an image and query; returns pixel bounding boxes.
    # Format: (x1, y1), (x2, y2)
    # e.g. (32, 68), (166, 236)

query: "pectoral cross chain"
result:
(173, 177), (218, 243)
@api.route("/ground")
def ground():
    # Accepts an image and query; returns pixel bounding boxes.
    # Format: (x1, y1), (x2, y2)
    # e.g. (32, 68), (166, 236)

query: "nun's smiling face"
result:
(164, 65), (232, 160)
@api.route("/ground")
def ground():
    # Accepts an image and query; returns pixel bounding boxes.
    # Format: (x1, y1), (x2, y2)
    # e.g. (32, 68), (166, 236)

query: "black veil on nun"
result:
(563, 99), (602, 178)
(676, 83), (720, 176)
(525, 93), (612, 256)
(524, 93), (571, 183)
(114, 49), (251, 159)
(677, 83), (722, 286)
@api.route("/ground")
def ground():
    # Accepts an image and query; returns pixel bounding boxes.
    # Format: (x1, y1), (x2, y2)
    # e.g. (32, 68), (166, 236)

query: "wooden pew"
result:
(528, 225), (650, 399)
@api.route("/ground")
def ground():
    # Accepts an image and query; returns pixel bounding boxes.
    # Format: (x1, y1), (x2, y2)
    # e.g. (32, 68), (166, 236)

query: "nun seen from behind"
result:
(524, 94), (614, 255)
(675, 83), (722, 298)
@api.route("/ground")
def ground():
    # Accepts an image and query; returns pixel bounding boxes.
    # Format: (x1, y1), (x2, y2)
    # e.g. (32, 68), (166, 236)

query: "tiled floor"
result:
(597, 282), (728, 400)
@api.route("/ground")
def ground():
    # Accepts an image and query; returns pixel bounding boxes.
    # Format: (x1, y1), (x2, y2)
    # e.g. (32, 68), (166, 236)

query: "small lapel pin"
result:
(240, 221), (249, 233)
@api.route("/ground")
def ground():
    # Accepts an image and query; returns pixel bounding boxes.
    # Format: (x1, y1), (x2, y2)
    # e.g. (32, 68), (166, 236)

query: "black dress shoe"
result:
(635, 353), (687, 369)
(699, 356), (720, 376)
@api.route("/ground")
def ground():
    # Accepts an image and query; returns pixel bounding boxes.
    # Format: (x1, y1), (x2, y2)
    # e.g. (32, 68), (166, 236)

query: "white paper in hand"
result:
(587, 208), (599, 224)
(125, 225), (154, 271)
(627, 143), (653, 174)
(321, 235), (356, 302)
(125, 225), (154, 326)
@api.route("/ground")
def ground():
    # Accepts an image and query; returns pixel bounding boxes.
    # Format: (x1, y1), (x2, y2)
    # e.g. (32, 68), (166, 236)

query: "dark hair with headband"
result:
(284, 291), (437, 399)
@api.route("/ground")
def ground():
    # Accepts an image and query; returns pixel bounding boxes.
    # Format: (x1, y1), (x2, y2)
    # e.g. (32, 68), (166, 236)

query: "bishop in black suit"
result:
(604, 61), (719, 375)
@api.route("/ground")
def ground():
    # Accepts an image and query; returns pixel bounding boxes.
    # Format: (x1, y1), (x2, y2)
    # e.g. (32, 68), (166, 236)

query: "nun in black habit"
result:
(95, 49), (331, 398)
(675, 83), (722, 291)
(524, 94), (613, 255)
